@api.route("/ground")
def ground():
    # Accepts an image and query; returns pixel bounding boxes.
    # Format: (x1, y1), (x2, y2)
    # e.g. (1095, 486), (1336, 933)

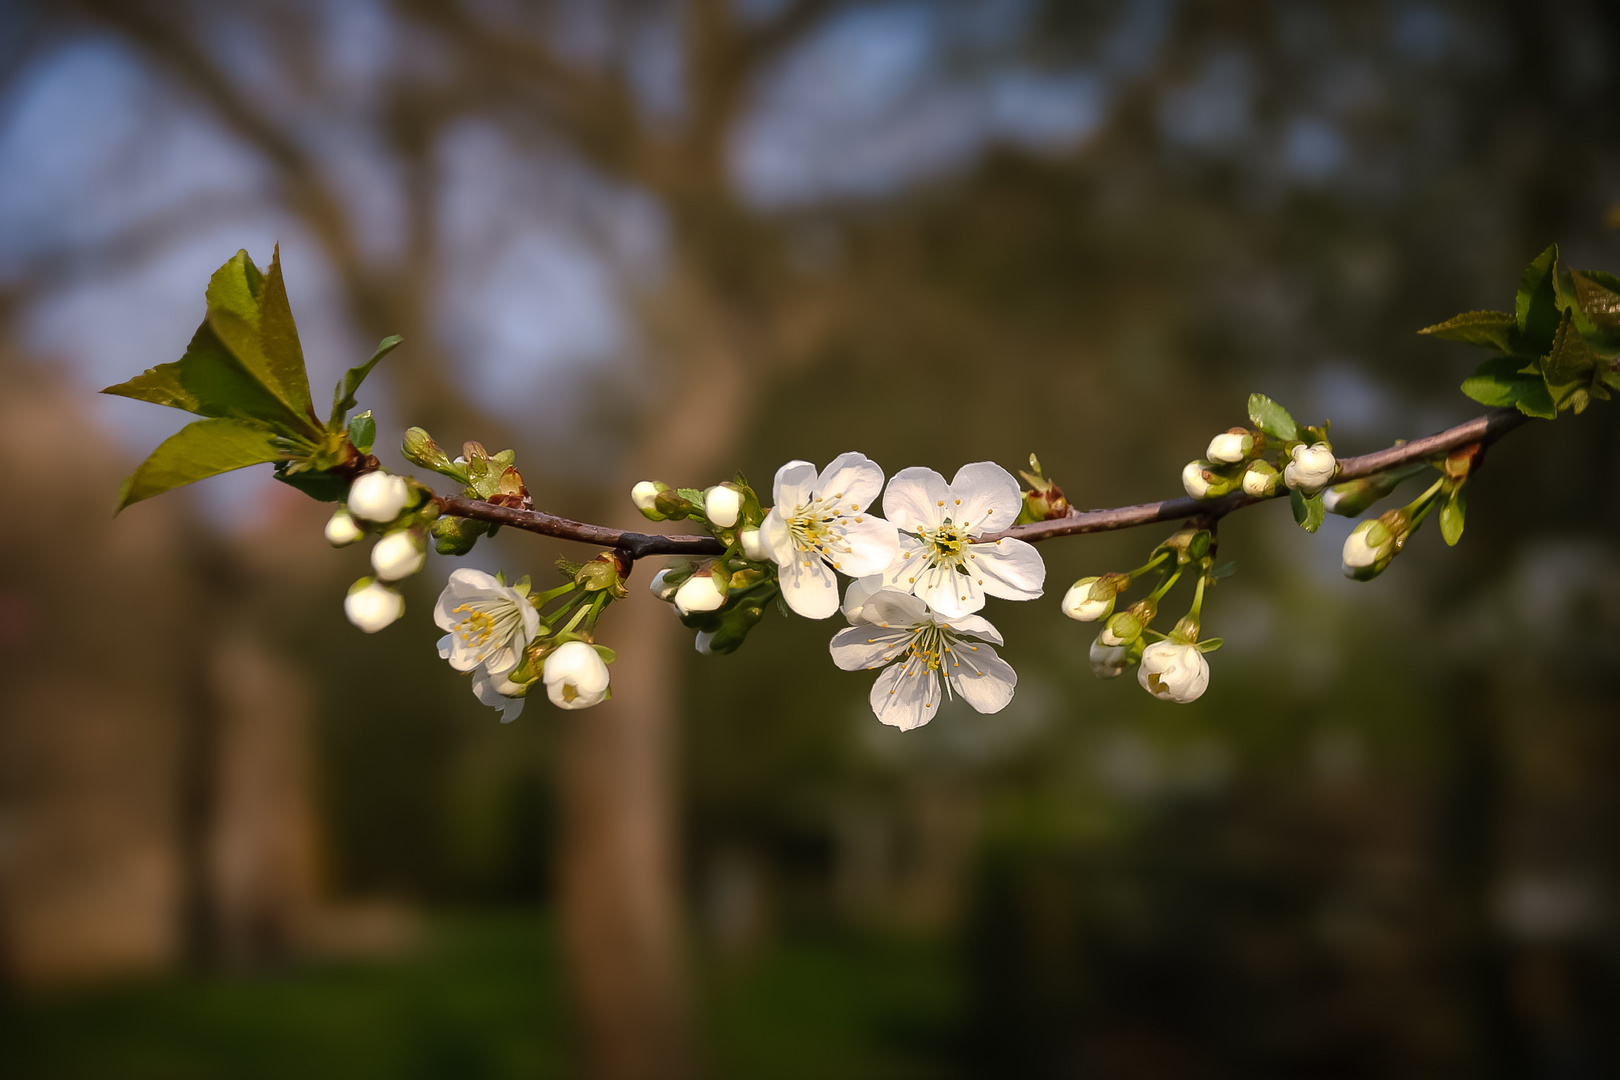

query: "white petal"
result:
(779, 553), (840, 619)
(869, 661), (940, 731)
(881, 467), (950, 534)
(437, 633), (454, 660)
(829, 625), (913, 671)
(772, 459), (818, 511)
(759, 508), (795, 566)
(940, 612), (1003, 645)
(814, 452), (886, 512)
(914, 563), (983, 620)
(967, 537), (1046, 601)
(948, 461), (1022, 534)
(881, 537), (928, 590)
(829, 514), (900, 577)
(945, 643), (1016, 714)
(841, 575), (888, 623)
(858, 588), (932, 629)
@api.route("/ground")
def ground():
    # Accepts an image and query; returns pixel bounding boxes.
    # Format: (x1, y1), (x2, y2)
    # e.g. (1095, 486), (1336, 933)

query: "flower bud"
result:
(1061, 577), (1115, 622)
(371, 529), (426, 582)
(430, 515), (490, 556)
(575, 552), (628, 597)
(674, 567), (727, 615)
(649, 562), (694, 603)
(1138, 641), (1210, 703)
(1321, 469), (1412, 517)
(1283, 443), (1337, 496)
(694, 630), (717, 655)
(348, 471), (411, 523)
(632, 480), (669, 520)
(1090, 635), (1143, 679)
(1182, 461), (1236, 500)
(344, 578), (404, 633)
(1018, 455), (1070, 521)
(325, 507), (363, 547)
(704, 484), (742, 528)
(542, 640), (611, 710)
(1206, 429), (1255, 465)
(1341, 510), (1407, 582)
(739, 526), (769, 562)
(1241, 460), (1279, 498)
(402, 426), (466, 481)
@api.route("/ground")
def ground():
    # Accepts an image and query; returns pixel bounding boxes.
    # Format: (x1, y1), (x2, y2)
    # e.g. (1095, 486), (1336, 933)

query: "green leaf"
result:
(1247, 393), (1299, 441)
(1542, 310), (1597, 413)
(1440, 489), (1466, 547)
(204, 248), (319, 429)
(1290, 488), (1324, 533)
(1418, 310), (1518, 352)
(272, 463), (352, 502)
(1460, 354), (1554, 417)
(347, 410), (376, 454)
(1569, 269), (1620, 357)
(116, 418), (288, 513)
(330, 335), (404, 426)
(1515, 244), (1561, 354)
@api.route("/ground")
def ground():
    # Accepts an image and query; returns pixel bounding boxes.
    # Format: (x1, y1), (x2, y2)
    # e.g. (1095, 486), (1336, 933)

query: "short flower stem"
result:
(1127, 551), (1172, 579)
(1188, 572), (1209, 624)
(581, 592), (610, 634)
(530, 582), (577, 608)
(1403, 476), (1448, 527)
(1147, 565), (1184, 603)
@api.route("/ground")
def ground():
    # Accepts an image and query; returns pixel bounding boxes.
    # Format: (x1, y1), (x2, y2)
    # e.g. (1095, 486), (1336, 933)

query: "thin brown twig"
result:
(435, 407), (1533, 559)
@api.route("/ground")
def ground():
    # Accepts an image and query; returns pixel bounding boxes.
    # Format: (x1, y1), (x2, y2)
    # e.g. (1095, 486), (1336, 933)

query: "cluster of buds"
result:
(331, 470), (437, 633)
(1182, 396), (1338, 516)
(647, 558), (773, 655)
(1066, 528), (1225, 703)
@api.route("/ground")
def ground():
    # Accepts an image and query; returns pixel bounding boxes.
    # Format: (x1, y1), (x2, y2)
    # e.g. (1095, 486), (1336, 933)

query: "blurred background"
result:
(2, 1), (1619, 1077)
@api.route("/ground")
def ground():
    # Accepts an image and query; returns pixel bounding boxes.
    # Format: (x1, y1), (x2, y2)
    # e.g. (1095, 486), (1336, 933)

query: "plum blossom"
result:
(1283, 443), (1337, 495)
(881, 462), (1045, 619)
(345, 579), (403, 633)
(434, 568), (540, 678)
(830, 586), (1015, 731)
(348, 471), (410, 523)
(371, 530), (426, 582)
(759, 453), (900, 619)
(1138, 641), (1209, 703)
(472, 667), (530, 722)
(543, 641), (611, 710)
(325, 507), (362, 547)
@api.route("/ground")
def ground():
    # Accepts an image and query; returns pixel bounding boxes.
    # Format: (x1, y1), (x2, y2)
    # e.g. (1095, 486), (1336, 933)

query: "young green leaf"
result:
(1515, 244), (1561, 355)
(203, 248), (319, 429)
(1417, 310), (1518, 353)
(1460, 354), (1555, 418)
(347, 410), (377, 454)
(1290, 488), (1324, 533)
(1247, 393), (1299, 441)
(330, 335), (405, 427)
(116, 418), (288, 513)
(1439, 489), (1466, 547)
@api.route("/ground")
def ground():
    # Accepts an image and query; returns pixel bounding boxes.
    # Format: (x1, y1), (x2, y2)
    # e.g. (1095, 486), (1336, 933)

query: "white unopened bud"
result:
(739, 526), (768, 562)
(1342, 515), (1402, 581)
(348, 471), (411, 523)
(325, 507), (363, 547)
(649, 566), (687, 603)
(694, 630), (717, 655)
(631, 481), (665, 518)
(1061, 577), (1114, 622)
(1283, 443), (1337, 496)
(674, 568), (727, 615)
(344, 579), (404, 633)
(1241, 461), (1279, 498)
(1090, 638), (1132, 679)
(1183, 461), (1213, 499)
(543, 640), (611, 710)
(704, 484), (742, 528)
(371, 530), (426, 582)
(1138, 641), (1209, 703)
(1206, 430), (1254, 465)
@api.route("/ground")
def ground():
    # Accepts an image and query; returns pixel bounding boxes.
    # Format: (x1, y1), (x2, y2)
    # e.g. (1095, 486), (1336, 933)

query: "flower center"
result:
(919, 522), (970, 571)
(787, 495), (857, 564)
(453, 600), (520, 662)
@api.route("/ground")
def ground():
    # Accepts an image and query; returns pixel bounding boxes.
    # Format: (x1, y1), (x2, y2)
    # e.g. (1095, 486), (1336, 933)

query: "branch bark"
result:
(434, 407), (1533, 556)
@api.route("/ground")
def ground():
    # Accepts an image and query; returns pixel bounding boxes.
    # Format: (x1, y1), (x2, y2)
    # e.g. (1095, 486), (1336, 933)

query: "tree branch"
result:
(433, 407), (1532, 558)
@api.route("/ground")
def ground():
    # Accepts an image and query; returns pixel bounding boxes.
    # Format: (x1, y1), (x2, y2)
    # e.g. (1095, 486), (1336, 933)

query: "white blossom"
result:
(1061, 577), (1114, 622)
(631, 481), (664, 516)
(1242, 462), (1279, 498)
(348, 471), (410, 523)
(1138, 641), (1209, 703)
(759, 453), (900, 619)
(543, 641), (610, 710)
(674, 568), (727, 615)
(345, 579), (404, 633)
(738, 527), (768, 563)
(1283, 443), (1337, 496)
(1182, 461), (1215, 499)
(325, 507), (363, 547)
(829, 587), (1015, 731)
(471, 668), (530, 723)
(371, 530), (426, 582)
(880, 462), (1045, 620)
(434, 568), (540, 678)
(1206, 431), (1253, 465)
(705, 485), (741, 528)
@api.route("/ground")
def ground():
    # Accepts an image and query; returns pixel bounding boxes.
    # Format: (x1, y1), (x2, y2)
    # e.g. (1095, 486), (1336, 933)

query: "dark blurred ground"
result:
(2, 1), (1620, 1078)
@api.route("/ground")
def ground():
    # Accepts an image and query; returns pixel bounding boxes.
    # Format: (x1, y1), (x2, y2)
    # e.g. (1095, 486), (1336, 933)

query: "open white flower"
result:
(1138, 641), (1209, 703)
(759, 453), (900, 620)
(348, 471), (410, 523)
(345, 579), (404, 633)
(881, 462), (1045, 619)
(830, 587), (1015, 731)
(543, 641), (611, 710)
(1283, 443), (1337, 496)
(434, 568), (540, 678)
(371, 530), (426, 582)
(471, 668), (530, 723)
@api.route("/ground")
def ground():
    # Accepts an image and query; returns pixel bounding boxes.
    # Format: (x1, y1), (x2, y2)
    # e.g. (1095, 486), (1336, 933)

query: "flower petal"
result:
(841, 575), (888, 623)
(779, 551), (840, 619)
(869, 661), (940, 731)
(829, 625), (913, 670)
(967, 537), (1045, 601)
(858, 588), (931, 629)
(949, 461), (1022, 534)
(914, 562), (983, 620)
(881, 466), (950, 534)
(815, 452), (886, 512)
(829, 514), (899, 577)
(940, 612), (1003, 645)
(773, 459), (818, 511)
(759, 507), (794, 565)
(945, 642), (1016, 713)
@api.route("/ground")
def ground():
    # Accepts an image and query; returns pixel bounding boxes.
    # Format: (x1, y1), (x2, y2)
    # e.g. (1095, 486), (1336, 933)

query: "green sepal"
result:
(1439, 489), (1466, 547)
(1417, 310), (1518, 353)
(347, 410), (376, 454)
(1194, 637), (1224, 653)
(1290, 488), (1324, 533)
(330, 335), (404, 427)
(1247, 393), (1299, 441)
(1208, 561), (1237, 580)
(592, 644), (617, 665)
(116, 417), (289, 513)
